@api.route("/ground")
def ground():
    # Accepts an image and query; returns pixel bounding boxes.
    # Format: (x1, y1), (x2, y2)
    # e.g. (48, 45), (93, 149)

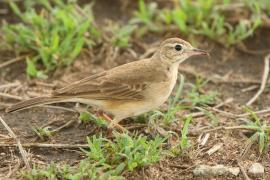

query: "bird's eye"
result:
(175, 44), (182, 51)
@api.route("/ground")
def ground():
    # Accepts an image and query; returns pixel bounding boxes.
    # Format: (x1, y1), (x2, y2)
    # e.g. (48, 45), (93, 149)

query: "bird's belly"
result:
(114, 81), (177, 117)
(105, 86), (173, 117)
(103, 100), (154, 117)
(67, 98), (154, 117)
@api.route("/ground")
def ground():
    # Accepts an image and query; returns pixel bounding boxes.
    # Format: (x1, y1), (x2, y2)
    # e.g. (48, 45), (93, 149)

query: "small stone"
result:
(193, 164), (240, 176)
(0, 152), (5, 156)
(248, 163), (264, 177)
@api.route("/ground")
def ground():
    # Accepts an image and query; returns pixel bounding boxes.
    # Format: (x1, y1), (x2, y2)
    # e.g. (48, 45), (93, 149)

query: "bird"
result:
(6, 38), (208, 129)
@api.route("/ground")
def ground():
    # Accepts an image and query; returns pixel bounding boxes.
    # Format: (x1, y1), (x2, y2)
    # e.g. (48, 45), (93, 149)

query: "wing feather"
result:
(53, 59), (169, 100)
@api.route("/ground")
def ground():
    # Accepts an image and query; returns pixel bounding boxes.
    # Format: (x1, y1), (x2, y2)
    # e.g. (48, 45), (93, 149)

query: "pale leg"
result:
(103, 114), (127, 132)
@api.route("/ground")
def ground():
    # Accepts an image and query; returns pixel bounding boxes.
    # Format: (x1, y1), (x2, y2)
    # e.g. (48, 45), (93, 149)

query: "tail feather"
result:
(6, 97), (60, 113)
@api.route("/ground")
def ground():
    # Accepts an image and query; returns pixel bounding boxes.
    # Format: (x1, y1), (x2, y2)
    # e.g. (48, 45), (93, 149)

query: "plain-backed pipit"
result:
(6, 38), (208, 129)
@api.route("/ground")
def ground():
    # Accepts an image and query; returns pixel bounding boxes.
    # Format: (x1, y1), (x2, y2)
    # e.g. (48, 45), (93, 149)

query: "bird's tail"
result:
(5, 97), (62, 113)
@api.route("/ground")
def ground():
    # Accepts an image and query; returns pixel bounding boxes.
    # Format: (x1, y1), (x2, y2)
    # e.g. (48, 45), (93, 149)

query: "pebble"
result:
(193, 164), (240, 176)
(248, 162), (264, 177)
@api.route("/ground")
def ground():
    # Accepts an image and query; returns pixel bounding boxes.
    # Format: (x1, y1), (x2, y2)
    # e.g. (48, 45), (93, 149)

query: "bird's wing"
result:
(54, 59), (169, 100)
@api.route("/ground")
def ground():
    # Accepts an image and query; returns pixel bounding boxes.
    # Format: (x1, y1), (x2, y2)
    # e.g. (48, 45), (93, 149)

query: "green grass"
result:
(23, 133), (166, 179)
(241, 108), (270, 154)
(184, 77), (219, 126)
(1, 0), (268, 78)
(79, 111), (108, 127)
(32, 126), (54, 141)
(180, 115), (192, 150)
(130, 0), (159, 36)
(85, 133), (166, 171)
(23, 161), (125, 180)
(109, 24), (137, 48)
(132, 0), (266, 46)
(186, 90), (218, 107)
(2, 0), (99, 78)
(3, 0), (270, 178)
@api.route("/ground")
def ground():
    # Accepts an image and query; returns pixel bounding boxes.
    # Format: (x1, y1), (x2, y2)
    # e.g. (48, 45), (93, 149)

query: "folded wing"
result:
(54, 59), (169, 101)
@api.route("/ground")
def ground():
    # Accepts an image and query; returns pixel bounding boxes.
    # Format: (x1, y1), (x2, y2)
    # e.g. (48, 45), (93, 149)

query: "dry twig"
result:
(211, 107), (270, 118)
(34, 81), (56, 88)
(0, 92), (24, 100)
(237, 43), (270, 56)
(237, 161), (251, 180)
(246, 54), (270, 106)
(51, 120), (76, 133)
(241, 85), (259, 92)
(0, 82), (21, 90)
(0, 143), (89, 149)
(0, 102), (12, 108)
(0, 55), (29, 69)
(0, 115), (30, 169)
(206, 143), (223, 156)
(203, 126), (259, 133)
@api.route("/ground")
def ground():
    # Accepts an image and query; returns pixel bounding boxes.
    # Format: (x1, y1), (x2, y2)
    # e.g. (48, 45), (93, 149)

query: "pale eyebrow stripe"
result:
(164, 44), (176, 48)
(164, 43), (183, 48)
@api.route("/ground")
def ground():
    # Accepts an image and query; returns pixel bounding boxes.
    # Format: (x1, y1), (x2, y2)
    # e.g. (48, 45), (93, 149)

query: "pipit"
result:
(6, 38), (208, 129)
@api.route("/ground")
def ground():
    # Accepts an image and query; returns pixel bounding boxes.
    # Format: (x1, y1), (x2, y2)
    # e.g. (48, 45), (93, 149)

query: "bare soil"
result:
(1, 0), (270, 179)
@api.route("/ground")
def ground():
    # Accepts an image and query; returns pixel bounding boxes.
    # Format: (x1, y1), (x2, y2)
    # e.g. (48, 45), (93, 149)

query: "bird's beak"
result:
(186, 48), (209, 56)
(190, 48), (209, 56)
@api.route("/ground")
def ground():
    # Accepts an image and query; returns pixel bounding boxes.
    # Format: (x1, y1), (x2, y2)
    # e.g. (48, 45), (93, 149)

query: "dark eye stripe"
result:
(175, 44), (182, 51)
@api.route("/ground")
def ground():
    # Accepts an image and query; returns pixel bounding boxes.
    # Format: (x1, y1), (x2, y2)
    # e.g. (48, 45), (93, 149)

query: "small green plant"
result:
(180, 116), (192, 150)
(187, 91), (218, 107)
(198, 15), (226, 39)
(23, 163), (59, 180)
(159, 9), (173, 25)
(165, 116), (192, 155)
(32, 126), (53, 140)
(241, 108), (270, 154)
(226, 18), (261, 46)
(2, 0), (98, 78)
(84, 132), (166, 171)
(180, 0), (215, 27)
(79, 111), (108, 127)
(23, 161), (125, 180)
(110, 24), (137, 48)
(23, 133), (165, 179)
(197, 107), (219, 126)
(258, 0), (270, 12)
(171, 8), (188, 33)
(183, 77), (218, 107)
(130, 0), (159, 35)
(132, 0), (264, 46)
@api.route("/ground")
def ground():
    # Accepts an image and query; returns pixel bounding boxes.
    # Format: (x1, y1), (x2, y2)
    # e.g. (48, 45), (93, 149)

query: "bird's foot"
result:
(100, 112), (127, 133)
(74, 103), (88, 114)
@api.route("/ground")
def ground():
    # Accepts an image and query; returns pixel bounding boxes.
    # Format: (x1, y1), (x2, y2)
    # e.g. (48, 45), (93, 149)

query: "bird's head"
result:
(157, 38), (208, 64)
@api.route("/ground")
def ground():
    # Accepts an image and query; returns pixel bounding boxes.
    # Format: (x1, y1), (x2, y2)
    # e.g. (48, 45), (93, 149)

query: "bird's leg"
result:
(101, 113), (127, 132)
(107, 116), (128, 133)
(74, 103), (85, 113)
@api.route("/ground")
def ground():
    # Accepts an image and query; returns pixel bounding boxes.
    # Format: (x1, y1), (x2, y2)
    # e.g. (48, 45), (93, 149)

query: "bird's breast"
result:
(146, 63), (179, 106)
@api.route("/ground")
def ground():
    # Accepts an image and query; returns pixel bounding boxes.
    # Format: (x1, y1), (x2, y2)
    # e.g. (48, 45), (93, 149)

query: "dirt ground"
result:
(1, 0), (270, 179)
